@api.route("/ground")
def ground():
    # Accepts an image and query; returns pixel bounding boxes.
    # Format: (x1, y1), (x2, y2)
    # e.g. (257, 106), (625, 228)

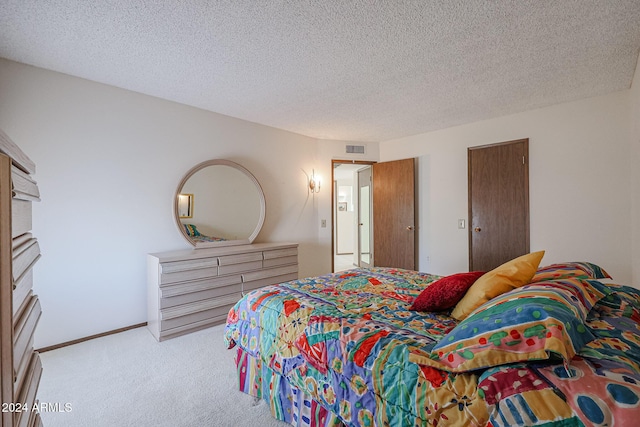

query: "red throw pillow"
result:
(410, 271), (485, 312)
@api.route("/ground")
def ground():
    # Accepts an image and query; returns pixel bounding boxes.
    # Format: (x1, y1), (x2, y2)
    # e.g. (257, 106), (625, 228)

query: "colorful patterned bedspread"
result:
(224, 267), (640, 426)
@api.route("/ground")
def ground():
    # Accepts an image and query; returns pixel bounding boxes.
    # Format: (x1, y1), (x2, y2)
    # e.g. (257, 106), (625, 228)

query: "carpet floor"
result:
(37, 324), (289, 427)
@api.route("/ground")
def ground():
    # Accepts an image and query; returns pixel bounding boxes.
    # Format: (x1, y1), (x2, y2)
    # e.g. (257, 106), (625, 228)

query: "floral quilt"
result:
(224, 266), (640, 426)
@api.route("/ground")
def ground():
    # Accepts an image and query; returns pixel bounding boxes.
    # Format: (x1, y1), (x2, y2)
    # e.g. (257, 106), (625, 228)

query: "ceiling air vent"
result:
(346, 145), (365, 154)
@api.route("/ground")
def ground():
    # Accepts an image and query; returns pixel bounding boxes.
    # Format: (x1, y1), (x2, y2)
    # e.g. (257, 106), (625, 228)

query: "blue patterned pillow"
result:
(533, 262), (611, 282)
(409, 283), (596, 372)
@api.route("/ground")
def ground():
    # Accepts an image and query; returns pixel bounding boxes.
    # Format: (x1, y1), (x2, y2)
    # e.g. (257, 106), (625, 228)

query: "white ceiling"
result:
(1, 1), (640, 143)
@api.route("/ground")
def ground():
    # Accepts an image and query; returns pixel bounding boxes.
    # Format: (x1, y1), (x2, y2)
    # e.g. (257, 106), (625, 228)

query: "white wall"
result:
(631, 55), (640, 286)
(381, 90), (635, 286)
(0, 59), (341, 348)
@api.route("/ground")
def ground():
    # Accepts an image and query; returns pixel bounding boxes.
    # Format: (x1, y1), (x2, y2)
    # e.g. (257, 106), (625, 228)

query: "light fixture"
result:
(309, 169), (321, 193)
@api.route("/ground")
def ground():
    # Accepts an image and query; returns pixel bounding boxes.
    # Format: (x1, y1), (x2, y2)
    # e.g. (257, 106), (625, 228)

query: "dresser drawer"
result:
(262, 247), (298, 268)
(13, 268), (33, 317)
(218, 252), (263, 275)
(159, 275), (241, 309)
(12, 238), (40, 283)
(159, 266), (219, 285)
(242, 264), (298, 283)
(11, 198), (32, 238)
(263, 255), (297, 268)
(242, 272), (299, 294)
(218, 260), (263, 276)
(158, 314), (229, 341)
(263, 247), (298, 259)
(218, 252), (263, 266)
(14, 343), (34, 397)
(160, 257), (218, 274)
(242, 265), (298, 294)
(14, 352), (42, 427)
(28, 411), (42, 427)
(11, 165), (40, 201)
(160, 293), (240, 331)
(13, 296), (41, 366)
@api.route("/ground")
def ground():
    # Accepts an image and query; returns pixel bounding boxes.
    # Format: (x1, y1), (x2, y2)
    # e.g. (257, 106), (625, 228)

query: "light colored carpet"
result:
(37, 324), (289, 427)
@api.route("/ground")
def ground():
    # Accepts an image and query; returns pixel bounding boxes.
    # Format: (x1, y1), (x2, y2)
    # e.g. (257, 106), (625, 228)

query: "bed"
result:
(224, 254), (640, 426)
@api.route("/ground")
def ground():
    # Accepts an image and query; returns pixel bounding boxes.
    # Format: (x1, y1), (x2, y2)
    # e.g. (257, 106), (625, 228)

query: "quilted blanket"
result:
(224, 266), (640, 426)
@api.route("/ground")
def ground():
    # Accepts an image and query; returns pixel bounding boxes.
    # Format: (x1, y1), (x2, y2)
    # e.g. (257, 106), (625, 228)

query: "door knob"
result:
(474, 227), (481, 232)
(406, 226), (414, 231)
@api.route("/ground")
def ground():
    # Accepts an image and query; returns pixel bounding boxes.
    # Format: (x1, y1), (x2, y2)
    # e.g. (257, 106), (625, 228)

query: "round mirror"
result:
(174, 159), (266, 248)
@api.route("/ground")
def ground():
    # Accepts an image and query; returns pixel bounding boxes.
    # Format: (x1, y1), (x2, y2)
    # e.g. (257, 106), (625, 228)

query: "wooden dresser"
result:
(147, 242), (298, 341)
(1, 130), (43, 427)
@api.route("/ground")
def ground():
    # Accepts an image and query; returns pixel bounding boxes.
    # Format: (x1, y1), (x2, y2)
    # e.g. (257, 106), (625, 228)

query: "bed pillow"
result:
(522, 274), (612, 318)
(451, 251), (545, 320)
(579, 283), (640, 374)
(183, 223), (201, 237)
(531, 277), (609, 315)
(605, 283), (640, 310)
(590, 282), (640, 317)
(533, 262), (612, 282)
(409, 271), (485, 312)
(409, 282), (596, 372)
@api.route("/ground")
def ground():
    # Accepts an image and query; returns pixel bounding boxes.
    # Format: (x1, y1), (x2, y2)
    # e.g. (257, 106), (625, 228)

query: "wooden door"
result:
(373, 158), (415, 270)
(468, 139), (529, 271)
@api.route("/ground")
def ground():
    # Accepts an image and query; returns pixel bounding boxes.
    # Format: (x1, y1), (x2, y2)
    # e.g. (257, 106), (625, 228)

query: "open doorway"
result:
(331, 160), (375, 273)
(332, 158), (417, 273)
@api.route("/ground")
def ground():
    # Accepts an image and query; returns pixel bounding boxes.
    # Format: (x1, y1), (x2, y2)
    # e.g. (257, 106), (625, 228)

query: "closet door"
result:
(468, 139), (529, 271)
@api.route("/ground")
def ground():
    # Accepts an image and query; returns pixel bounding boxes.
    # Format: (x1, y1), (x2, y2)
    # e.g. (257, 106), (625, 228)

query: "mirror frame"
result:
(174, 159), (266, 248)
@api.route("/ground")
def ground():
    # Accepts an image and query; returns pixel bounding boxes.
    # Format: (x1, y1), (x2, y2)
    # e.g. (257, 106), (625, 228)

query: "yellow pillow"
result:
(451, 251), (545, 320)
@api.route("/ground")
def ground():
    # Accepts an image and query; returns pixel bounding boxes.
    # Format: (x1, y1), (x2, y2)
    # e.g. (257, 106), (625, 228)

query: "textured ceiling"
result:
(1, 1), (640, 142)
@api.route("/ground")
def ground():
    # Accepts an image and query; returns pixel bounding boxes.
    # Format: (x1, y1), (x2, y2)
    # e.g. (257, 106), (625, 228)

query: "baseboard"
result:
(36, 322), (148, 353)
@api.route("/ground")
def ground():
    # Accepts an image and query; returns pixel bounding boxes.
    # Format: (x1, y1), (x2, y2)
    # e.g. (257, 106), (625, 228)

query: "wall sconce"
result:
(309, 169), (321, 193)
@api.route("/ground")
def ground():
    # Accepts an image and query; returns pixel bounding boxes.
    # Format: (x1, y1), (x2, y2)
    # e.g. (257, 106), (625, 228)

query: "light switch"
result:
(321, 219), (327, 228)
(458, 219), (466, 229)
